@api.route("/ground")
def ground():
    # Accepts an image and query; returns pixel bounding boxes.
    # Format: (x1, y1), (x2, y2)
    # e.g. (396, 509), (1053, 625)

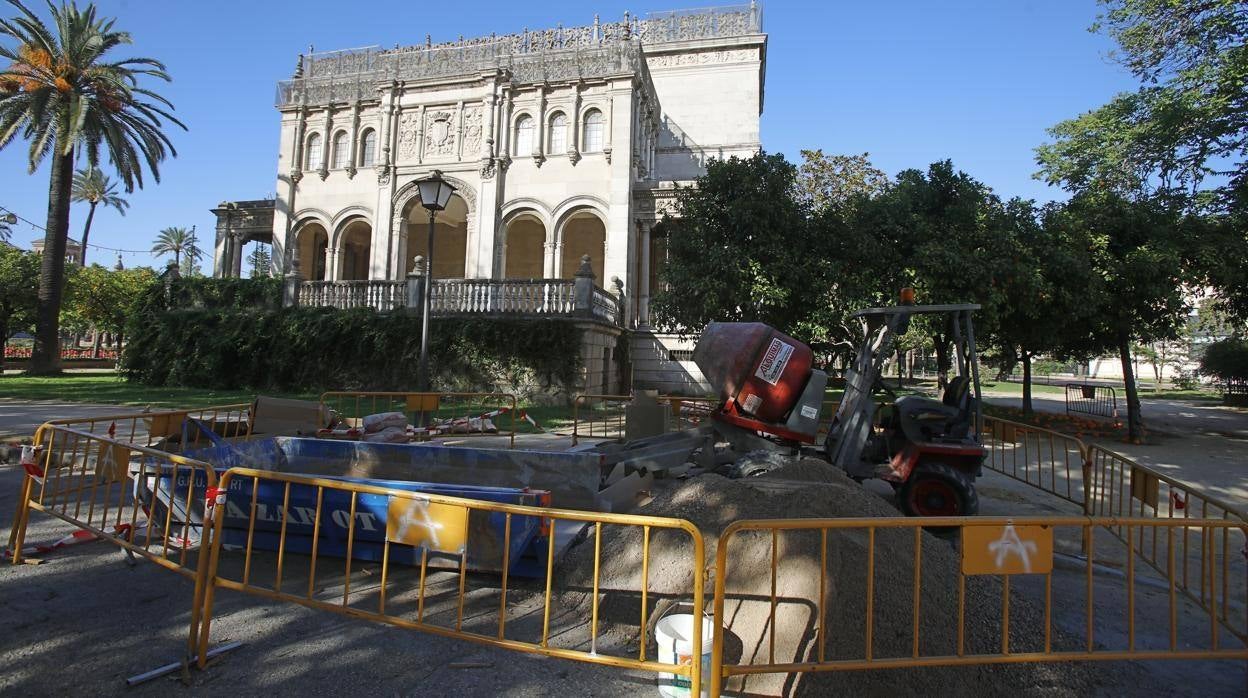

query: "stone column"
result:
(542, 241), (556, 278)
(231, 233), (244, 277)
(347, 101), (361, 178)
(318, 108), (332, 180)
(639, 220), (651, 326)
(573, 254), (595, 318)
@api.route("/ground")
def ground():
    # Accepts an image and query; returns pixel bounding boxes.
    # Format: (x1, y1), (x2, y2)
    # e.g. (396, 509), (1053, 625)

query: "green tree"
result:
(62, 263), (155, 352)
(0, 243), (39, 370)
(992, 200), (1103, 414)
(151, 226), (201, 270)
(70, 166), (127, 266)
(0, 1), (184, 374)
(247, 242), (271, 278)
(832, 161), (1018, 383)
(1199, 336), (1248, 388)
(797, 150), (889, 214)
(1049, 192), (1192, 440)
(651, 152), (826, 339)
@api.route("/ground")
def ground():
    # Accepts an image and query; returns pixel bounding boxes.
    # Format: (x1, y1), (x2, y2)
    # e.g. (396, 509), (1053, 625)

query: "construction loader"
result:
(692, 300), (986, 517)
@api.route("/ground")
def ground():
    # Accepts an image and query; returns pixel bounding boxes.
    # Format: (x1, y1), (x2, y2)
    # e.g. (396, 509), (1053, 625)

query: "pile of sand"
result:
(559, 459), (1128, 696)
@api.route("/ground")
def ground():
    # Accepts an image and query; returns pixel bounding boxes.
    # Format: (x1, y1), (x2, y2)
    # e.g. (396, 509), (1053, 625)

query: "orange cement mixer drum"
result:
(693, 322), (813, 423)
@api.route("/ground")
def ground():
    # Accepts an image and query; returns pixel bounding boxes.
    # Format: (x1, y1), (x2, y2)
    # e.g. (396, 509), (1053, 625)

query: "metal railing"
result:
(1065, 383), (1119, 421)
(982, 416), (1088, 507)
(38, 403), (255, 450)
(7, 424), (222, 666)
(319, 391), (520, 448)
(195, 467), (707, 694)
(571, 393), (718, 445)
(709, 516), (1248, 696)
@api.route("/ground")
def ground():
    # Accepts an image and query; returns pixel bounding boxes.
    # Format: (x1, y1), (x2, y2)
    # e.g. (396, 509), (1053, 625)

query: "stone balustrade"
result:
(285, 259), (623, 327)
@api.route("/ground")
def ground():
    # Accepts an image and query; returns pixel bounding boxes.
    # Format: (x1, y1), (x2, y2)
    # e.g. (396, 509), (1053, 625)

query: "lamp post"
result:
(414, 170), (456, 392)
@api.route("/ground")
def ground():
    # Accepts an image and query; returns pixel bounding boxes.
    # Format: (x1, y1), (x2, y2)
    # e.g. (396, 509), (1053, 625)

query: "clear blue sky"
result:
(0, 0), (1136, 268)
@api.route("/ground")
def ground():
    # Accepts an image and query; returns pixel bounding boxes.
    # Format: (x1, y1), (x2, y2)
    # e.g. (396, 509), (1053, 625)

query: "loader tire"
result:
(898, 462), (978, 517)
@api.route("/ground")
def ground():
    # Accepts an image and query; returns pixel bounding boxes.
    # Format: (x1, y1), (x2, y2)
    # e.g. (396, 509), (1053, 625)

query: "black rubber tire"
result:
(898, 462), (979, 517)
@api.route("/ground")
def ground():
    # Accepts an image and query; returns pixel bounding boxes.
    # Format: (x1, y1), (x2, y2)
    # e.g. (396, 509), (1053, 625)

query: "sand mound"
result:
(559, 465), (1123, 696)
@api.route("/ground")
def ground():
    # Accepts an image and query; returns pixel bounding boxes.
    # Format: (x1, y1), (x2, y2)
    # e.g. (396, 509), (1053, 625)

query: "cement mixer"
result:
(692, 305), (985, 517)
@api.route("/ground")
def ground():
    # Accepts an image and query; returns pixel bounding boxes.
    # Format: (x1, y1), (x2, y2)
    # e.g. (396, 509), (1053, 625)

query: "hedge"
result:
(122, 306), (583, 395)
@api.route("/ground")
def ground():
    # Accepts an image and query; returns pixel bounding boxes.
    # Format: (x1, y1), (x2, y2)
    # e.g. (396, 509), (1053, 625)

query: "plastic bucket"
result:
(655, 613), (714, 698)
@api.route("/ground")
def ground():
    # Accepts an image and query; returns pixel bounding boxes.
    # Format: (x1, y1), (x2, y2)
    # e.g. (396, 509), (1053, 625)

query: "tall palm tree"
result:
(0, 1), (184, 374)
(152, 226), (200, 269)
(71, 166), (127, 265)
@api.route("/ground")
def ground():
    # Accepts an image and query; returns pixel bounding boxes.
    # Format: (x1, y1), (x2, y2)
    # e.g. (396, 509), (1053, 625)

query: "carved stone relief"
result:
(462, 106), (483, 154)
(424, 109), (456, 158)
(397, 112), (421, 160)
(645, 48), (756, 69)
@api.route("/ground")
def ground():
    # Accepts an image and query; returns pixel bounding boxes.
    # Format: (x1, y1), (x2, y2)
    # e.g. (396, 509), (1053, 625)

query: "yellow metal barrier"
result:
(982, 416), (1088, 508)
(320, 391), (519, 448)
(195, 467), (707, 692)
(41, 403), (255, 450)
(709, 516), (1248, 697)
(1085, 444), (1248, 643)
(571, 393), (718, 445)
(6, 423), (222, 665)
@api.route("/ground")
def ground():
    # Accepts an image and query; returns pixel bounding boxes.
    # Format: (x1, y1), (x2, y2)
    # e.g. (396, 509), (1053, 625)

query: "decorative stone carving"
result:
(346, 165), (357, 179)
(377, 165), (391, 185)
(290, 169), (303, 185)
(645, 48), (756, 69)
(397, 112), (420, 160)
(480, 158), (496, 179)
(462, 106), (483, 154)
(567, 148), (581, 165)
(425, 109), (456, 158)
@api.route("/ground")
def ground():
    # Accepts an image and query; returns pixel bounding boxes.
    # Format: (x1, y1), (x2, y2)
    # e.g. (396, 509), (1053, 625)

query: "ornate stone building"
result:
(213, 3), (766, 392)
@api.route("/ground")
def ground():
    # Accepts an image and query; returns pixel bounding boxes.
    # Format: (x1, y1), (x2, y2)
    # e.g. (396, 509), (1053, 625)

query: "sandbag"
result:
(362, 425), (410, 443)
(362, 411), (407, 433)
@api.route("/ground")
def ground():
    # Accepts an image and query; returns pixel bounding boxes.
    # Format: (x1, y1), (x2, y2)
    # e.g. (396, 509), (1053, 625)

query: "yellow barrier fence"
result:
(6, 423), (222, 666)
(709, 516), (1248, 697)
(982, 416), (1088, 508)
(40, 403), (255, 450)
(194, 467), (707, 693)
(1085, 443), (1248, 643)
(571, 393), (718, 445)
(319, 391), (519, 447)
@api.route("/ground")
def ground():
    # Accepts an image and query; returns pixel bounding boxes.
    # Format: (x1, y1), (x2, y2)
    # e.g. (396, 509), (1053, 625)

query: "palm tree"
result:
(71, 166), (128, 265)
(0, 1), (184, 374)
(152, 226), (201, 269)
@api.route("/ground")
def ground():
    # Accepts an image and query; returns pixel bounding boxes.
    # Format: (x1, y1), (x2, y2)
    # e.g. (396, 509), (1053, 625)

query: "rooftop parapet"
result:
(275, 3), (762, 108)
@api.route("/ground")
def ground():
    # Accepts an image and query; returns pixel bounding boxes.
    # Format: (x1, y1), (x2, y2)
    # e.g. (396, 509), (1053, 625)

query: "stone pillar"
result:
(406, 255), (425, 313)
(231, 233), (244, 277)
(603, 86), (634, 291)
(542, 241), (556, 278)
(639, 220), (651, 326)
(573, 254), (595, 318)
(318, 108), (332, 180)
(283, 269), (302, 307)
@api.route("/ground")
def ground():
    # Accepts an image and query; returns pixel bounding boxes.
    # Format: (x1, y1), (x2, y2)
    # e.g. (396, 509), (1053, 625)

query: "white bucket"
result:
(655, 613), (715, 698)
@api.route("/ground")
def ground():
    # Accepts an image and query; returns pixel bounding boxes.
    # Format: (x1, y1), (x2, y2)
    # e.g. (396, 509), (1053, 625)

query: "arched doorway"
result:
(295, 223), (329, 280)
(406, 194), (469, 278)
(337, 220), (372, 280)
(560, 210), (606, 281)
(504, 213), (546, 278)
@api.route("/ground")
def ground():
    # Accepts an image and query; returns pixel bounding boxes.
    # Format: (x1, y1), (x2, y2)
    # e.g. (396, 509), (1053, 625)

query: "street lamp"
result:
(414, 170), (456, 392)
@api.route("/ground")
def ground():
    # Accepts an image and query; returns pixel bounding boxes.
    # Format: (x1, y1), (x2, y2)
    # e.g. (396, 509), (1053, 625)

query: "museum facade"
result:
(212, 4), (766, 391)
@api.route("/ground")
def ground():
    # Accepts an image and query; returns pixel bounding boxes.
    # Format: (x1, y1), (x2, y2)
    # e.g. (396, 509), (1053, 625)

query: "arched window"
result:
(359, 129), (377, 167)
(331, 131), (349, 169)
(514, 115), (535, 156)
(548, 112), (567, 154)
(305, 133), (323, 171)
(583, 110), (604, 152)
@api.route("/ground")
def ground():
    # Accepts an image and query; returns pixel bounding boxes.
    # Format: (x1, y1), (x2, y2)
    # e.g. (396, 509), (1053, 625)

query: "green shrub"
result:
(135, 276), (282, 316)
(122, 307), (583, 395)
(1199, 337), (1248, 385)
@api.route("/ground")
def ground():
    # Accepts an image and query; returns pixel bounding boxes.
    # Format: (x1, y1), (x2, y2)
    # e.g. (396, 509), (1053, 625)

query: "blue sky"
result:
(0, 0), (1136, 268)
